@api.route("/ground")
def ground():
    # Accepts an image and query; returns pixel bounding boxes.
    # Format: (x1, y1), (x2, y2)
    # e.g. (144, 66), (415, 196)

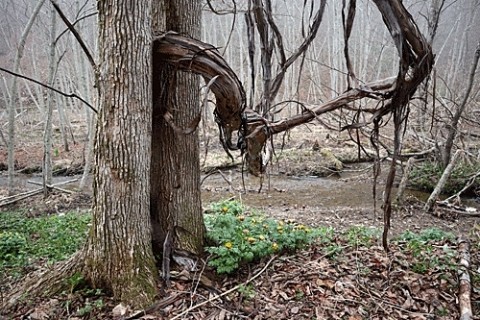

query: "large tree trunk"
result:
(2, 0), (158, 312)
(151, 0), (204, 257)
(83, 0), (157, 306)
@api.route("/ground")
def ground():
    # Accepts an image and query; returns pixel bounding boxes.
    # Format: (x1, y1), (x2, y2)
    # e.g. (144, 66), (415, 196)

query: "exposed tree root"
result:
(1, 251), (86, 314)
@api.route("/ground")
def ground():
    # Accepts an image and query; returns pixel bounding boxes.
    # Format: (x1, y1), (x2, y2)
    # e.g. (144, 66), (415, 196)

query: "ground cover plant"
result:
(0, 210), (90, 276)
(204, 200), (331, 273)
(0, 201), (478, 318)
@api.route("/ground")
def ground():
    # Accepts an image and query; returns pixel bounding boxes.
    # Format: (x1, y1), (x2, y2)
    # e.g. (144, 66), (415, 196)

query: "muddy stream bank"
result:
(2, 161), (479, 237)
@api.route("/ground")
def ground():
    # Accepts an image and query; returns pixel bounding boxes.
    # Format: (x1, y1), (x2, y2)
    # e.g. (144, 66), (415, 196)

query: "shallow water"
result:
(3, 166), (478, 211)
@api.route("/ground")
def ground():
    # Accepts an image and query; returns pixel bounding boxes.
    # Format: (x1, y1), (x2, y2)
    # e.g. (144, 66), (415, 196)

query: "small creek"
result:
(201, 166), (480, 211)
(3, 165), (479, 211)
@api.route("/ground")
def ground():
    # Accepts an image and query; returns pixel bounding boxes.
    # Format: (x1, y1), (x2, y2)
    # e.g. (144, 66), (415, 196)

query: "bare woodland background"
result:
(0, 0), (479, 183)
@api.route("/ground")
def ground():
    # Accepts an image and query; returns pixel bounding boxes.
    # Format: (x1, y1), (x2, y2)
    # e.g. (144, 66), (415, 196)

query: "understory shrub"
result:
(204, 200), (329, 274)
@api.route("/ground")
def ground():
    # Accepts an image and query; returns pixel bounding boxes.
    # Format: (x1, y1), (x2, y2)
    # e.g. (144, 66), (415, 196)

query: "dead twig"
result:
(170, 255), (277, 320)
(0, 178), (79, 207)
(0, 66), (96, 113)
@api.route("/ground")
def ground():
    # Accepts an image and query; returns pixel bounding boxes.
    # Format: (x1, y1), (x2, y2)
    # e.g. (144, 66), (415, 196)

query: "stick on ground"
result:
(458, 236), (472, 320)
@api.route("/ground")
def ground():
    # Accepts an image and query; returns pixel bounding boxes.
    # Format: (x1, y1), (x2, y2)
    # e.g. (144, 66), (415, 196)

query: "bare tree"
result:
(6, 0), (47, 194)
(441, 41), (480, 166)
(42, 2), (57, 196)
(245, 0), (326, 115)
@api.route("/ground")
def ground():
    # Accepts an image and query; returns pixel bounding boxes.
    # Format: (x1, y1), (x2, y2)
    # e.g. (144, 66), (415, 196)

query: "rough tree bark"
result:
(153, 32), (246, 151)
(82, 0), (158, 305)
(2, 0), (158, 312)
(150, 0), (204, 268)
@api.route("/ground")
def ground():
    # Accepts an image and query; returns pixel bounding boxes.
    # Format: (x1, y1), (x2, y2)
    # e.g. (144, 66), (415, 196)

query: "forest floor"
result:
(1, 125), (480, 319)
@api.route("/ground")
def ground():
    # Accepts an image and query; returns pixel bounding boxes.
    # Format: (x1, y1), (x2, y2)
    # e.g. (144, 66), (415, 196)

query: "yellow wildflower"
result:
(247, 237), (256, 243)
(272, 242), (279, 251)
(224, 242), (233, 249)
(222, 206), (229, 213)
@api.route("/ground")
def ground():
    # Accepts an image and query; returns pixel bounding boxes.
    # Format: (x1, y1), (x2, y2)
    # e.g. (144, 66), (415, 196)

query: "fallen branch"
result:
(458, 237), (473, 320)
(27, 180), (75, 194)
(123, 294), (183, 320)
(444, 170), (480, 204)
(0, 178), (79, 207)
(436, 202), (480, 217)
(0, 188), (43, 207)
(424, 149), (462, 212)
(170, 255), (277, 320)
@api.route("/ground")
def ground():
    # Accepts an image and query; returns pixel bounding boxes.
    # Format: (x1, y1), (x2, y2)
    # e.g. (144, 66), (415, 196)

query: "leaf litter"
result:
(2, 212), (479, 319)
(142, 232), (479, 319)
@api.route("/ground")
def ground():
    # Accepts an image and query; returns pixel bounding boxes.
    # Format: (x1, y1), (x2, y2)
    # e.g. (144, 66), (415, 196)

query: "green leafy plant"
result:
(76, 302), (93, 317)
(397, 227), (454, 243)
(323, 244), (343, 258)
(237, 284), (256, 299)
(395, 228), (457, 274)
(66, 272), (85, 294)
(344, 226), (379, 246)
(0, 231), (27, 264)
(0, 210), (91, 274)
(205, 200), (326, 274)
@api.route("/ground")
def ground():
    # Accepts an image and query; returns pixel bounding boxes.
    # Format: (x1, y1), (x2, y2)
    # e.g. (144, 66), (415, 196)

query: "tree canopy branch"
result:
(50, 0), (96, 69)
(0, 66), (97, 113)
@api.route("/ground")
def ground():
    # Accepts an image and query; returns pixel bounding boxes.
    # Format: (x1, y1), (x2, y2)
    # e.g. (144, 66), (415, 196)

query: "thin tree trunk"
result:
(79, 109), (94, 190)
(7, 0), (47, 194)
(57, 75), (71, 152)
(394, 157), (415, 206)
(458, 236), (473, 320)
(43, 3), (57, 197)
(442, 41), (480, 167)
